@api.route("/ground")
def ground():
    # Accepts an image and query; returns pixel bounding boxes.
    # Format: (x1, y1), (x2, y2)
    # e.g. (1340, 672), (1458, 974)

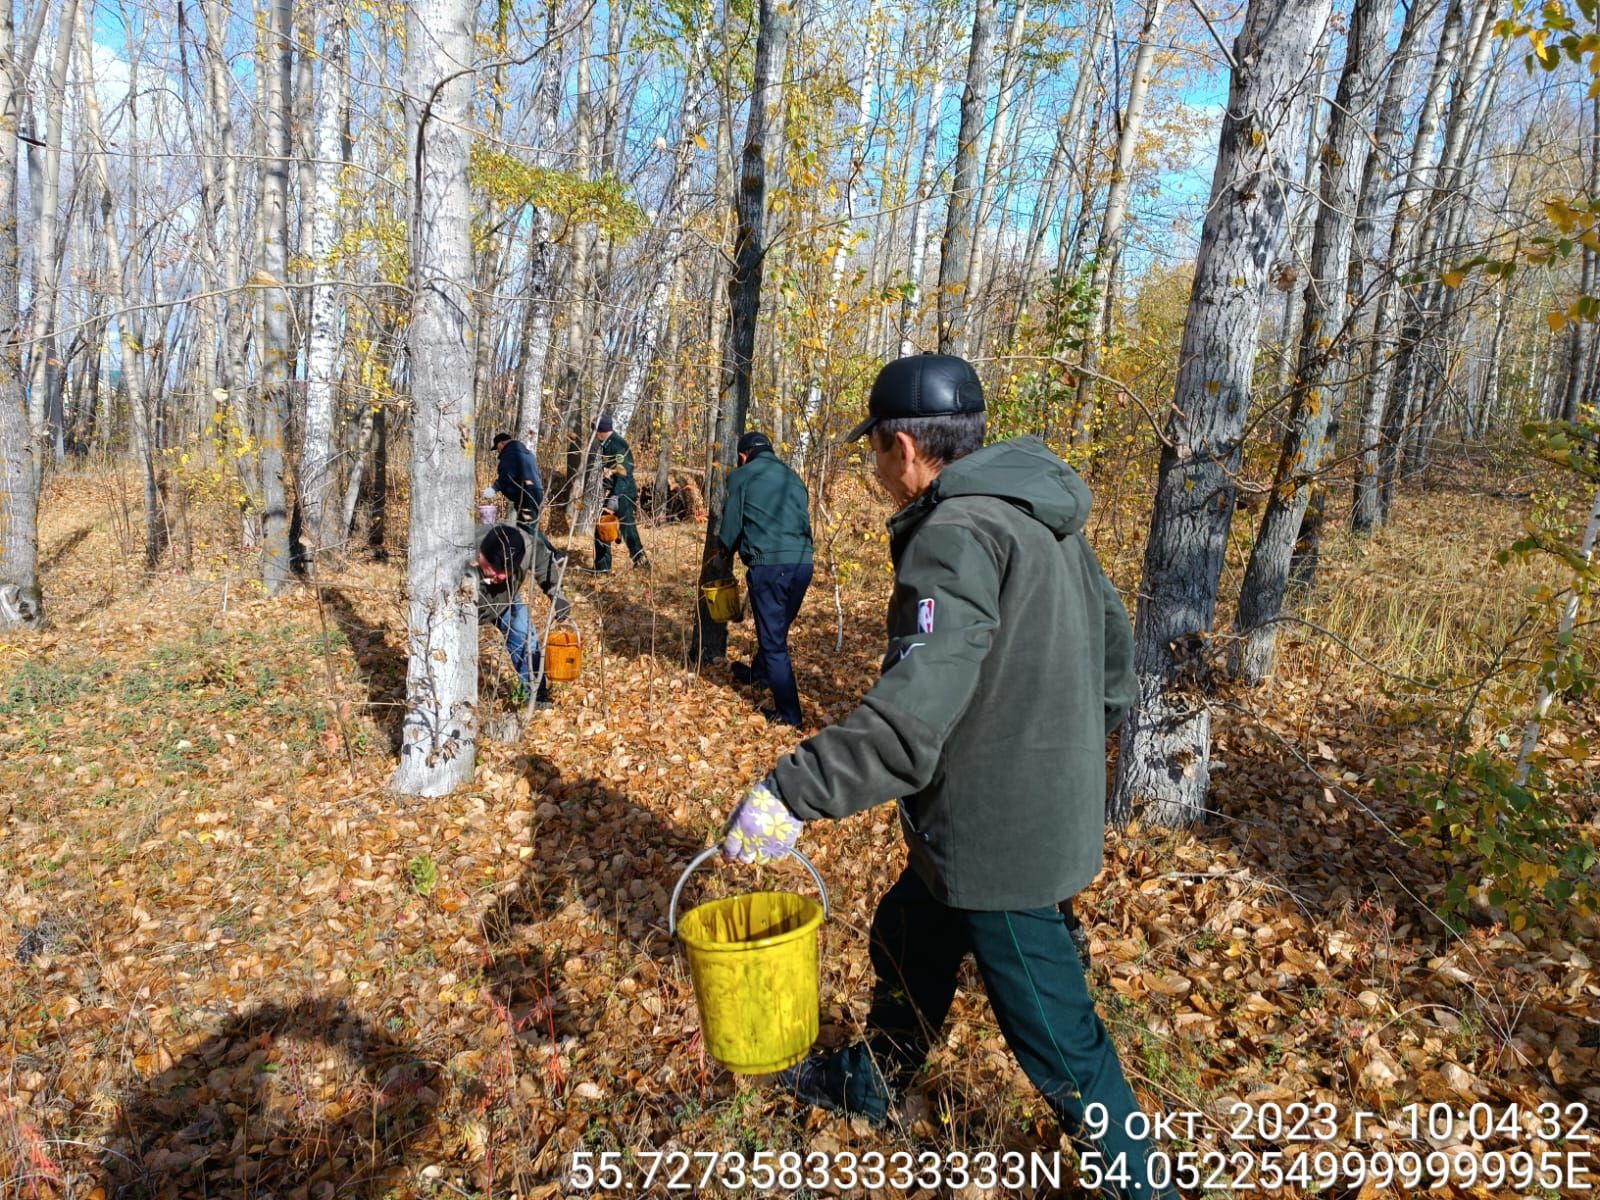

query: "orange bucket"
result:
(597, 512), (621, 543)
(545, 629), (581, 681)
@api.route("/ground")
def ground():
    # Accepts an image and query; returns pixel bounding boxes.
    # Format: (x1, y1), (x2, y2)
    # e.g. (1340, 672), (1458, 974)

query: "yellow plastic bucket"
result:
(702, 578), (743, 624)
(669, 847), (828, 1074)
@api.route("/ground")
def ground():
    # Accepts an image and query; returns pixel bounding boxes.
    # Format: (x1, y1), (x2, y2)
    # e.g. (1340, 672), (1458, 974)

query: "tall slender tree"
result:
(393, 0), (480, 797)
(936, 0), (996, 356)
(690, 0), (790, 665)
(257, 0), (296, 591)
(0, 0), (40, 629)
(1073, 0), (1166, 441)
(1232, 0), (1395, 682)
(1110, 0), (1335, 828)
(300, 1), (350, 559)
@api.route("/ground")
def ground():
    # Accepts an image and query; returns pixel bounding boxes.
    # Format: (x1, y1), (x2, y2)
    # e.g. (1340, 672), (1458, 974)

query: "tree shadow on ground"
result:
(479, 752), (714, 1043)
(99, 997), (438, 1199)
(40, 523), (95, 573)
(320, 584), (409, 753)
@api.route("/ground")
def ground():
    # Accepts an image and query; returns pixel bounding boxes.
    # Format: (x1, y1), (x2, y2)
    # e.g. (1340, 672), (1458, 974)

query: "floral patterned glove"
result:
(722, 779), (802, 865)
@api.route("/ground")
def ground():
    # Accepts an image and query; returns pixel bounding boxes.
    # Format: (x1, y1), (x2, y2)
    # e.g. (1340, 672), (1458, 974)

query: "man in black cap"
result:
(716, 430), (813, 728)
(716, 354), (1167, 1199)
(490, 432), (571, 622)
(474, 523), (555, 708)
(591, 414), (648, 571)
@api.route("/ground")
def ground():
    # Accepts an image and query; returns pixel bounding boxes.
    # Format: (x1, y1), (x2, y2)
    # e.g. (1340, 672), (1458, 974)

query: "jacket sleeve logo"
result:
(917, 598), (935, 633)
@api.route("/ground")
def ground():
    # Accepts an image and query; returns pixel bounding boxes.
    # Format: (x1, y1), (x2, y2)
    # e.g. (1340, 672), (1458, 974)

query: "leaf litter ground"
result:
(1, 469), (1595, 1199)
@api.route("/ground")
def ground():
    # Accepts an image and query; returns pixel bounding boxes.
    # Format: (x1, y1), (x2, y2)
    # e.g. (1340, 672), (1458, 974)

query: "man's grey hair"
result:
(871, 412), (986, 466)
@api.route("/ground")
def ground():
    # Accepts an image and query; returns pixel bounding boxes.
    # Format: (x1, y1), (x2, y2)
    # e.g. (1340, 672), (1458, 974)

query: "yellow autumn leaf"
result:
(1547, 310), (1567, 333)
(1441, 270), (1465, 288)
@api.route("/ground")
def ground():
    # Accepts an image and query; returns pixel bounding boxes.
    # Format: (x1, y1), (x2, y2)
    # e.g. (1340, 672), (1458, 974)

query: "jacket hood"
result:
(911, 435), (1091, 538)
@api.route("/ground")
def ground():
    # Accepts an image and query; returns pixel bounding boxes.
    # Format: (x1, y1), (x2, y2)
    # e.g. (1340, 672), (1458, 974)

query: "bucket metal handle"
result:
(668, 846), (829, 935)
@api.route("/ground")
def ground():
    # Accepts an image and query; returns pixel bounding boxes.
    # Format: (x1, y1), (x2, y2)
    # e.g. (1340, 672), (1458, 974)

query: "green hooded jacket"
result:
(719, 448), (814, 566)
(768, 436), (1135, 910)
(598, 432), (637, 497)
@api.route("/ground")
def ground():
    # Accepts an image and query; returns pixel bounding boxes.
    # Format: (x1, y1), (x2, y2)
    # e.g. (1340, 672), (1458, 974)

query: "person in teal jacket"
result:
(591, 414), (648, 571)
(718, 354), (1169, 1200)
(717, 430), (813, 727)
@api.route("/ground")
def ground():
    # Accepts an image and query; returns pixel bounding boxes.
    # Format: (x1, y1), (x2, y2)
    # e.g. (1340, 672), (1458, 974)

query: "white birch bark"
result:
(1353, 0), (1464, 531)
(963, 0), (1030, 341)
(393, 0), (480, 797)
(23, 0), (75, 464)
(1073, 0), (1167, 440)
(515, 12), (562, 453)
(0, 0), (41, 628)
(582, 27), (712, 530)
(902, 11), (950, 357)
(300, 0), (348, 559)
(1012, 0), (1110, 338)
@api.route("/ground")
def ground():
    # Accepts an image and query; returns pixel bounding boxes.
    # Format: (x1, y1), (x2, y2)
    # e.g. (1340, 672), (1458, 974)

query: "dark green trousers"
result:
(593, 487), (646, 570)
(837, 868), (1169, 1199)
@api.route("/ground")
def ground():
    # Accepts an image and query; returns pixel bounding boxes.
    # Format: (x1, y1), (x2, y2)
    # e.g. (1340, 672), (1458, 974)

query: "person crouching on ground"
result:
(475, 523), (554, 709)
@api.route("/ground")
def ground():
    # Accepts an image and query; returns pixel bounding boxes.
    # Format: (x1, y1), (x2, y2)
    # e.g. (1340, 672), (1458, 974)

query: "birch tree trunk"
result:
(514, 9), (562, 453)
(690, 0), (789, 666)
(257, 0), (296, 591)
(23, 0), (75, 466)
(1271, 25), (1331, 402)
(1010, 0), (1109, 342)
(198, 0), (256, 544)
(300, 0), (348, 559)
(0, 0), (41, 628)
(1232, 0), (1393, 682)
(796, 5), (879, 462)
(936, 0), (996, 356)
(1072, 0), (1167, 441)
(602, 27), (710, 466)
(393, 0), (479, 797)
(1383, 0), (1497, 490)
(1353, 0), (1464, 532)
(901, 11), (950, 357)
(1109, 0), (1334, 828)
(963, 0), (1030, 348)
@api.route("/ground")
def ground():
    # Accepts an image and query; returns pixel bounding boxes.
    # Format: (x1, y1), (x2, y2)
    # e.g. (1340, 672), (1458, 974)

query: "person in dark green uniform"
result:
(591, 414), (648, 571)
(717, 430), (813, 727)
(718, 354), (1170, 1200)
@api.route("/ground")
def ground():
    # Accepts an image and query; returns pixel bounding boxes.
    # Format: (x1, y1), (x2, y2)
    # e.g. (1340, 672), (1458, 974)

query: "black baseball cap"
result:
(736, 430), (773, 456)
(845, 352), (985, 442)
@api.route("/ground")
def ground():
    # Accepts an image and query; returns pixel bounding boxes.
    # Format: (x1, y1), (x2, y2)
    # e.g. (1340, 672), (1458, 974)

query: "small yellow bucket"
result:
(701, 578), (743, 624)
(597, 511), (621, 543)
(545, 628), (581, 681)
(669, 847), (828, 1075)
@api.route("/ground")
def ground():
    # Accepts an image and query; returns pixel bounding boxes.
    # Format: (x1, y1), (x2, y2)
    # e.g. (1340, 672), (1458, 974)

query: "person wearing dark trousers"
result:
(717, 430), (813, 728)
(492, 433), (544, 530)
(719, 353), (1168, 1200)
(490, 432), (571, 621)
(474, 523), (554, 708)
(591, 415), (648, 571)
